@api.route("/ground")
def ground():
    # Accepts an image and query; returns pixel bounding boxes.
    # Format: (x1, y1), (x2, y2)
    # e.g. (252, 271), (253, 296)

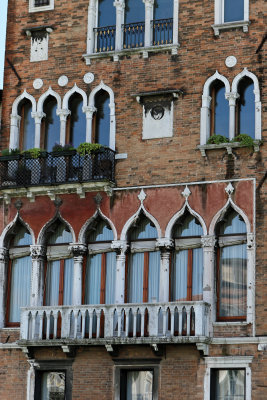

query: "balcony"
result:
(19, 301), (211, 347)
(0, 148), (115, 190)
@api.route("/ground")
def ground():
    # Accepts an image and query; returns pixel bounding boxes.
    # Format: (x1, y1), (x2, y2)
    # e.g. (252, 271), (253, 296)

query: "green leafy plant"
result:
(22, 148), (45, 159)
(77, 142), (103, 156)
(1, 148), (20, 156)
(207, 135), (229, 145)
(231, 134), (254, 147)
(52, 143), (75, 152)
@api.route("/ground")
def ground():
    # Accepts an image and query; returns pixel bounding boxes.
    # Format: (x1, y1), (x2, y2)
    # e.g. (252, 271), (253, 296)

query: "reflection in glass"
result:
(224, 0), (244, 23)
(95, 90), (110, 146)
(126, 371), (153, 400)
(125, 0), (144, 23)
(19, 100), (35, 150)
(237, 77), (255, 138)
(69, 95), (86, 148)
(211, 80), (229, 138)
(41, 372), (65, 400)
(43, 97), (60, 152)
(98, 0), (116, 26)
(154, 0), (173, 19)
(211, 369), (245, 400)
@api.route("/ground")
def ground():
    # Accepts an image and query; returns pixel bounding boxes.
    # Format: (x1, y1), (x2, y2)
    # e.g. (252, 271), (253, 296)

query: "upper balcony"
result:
(19, 301), (211, 349)
(0, 148), (115, 200)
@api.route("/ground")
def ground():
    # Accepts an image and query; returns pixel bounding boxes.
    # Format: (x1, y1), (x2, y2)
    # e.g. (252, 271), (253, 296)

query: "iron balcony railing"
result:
(0, 148), (115, 189)
(94, 25), (116, 53)
(152, 18), (173, 46)
(123, 21), (145, 49)
(20, 301), (210, 342)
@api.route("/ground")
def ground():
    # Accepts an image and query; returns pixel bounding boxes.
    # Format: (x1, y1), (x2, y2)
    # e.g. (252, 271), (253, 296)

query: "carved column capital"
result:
(111, 240), (128, 254)
(31, 111), (46, 123)
(113, 0), (125, 10)
(225, 91), (240, 106)
(56, 108), (71, 121)
(201, 235), (216, 248)
(156, 238), (174, 251)
(0, 247), (8, 262)
(68, 243), (87, 258)
(83, 106), (97, 117)
(30, 245), (46, 260)
(202, 95), (212, 108)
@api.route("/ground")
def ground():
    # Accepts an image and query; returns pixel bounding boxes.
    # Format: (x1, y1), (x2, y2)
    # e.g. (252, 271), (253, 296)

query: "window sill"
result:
(197, 140), (261, 157)
(212, 21), (250, 36)
(83, 43), (179, 65)
(213, 321), (248, 326)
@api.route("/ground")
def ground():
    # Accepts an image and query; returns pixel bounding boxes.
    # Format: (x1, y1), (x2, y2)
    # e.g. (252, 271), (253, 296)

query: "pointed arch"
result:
(202, 71), (231, 99)
(11, 90), (37, 115)
(165, 202), (207, 239)
(37, 87), (62, 113)
(120, 205), (162, 241)
(88, 80), (115, 107)
(0, 213), (35, 248)
(78, 209), (117, 243)
(37, 212), (75, 245)
(232, 68), (260, 101)
(209, 198), (251, 235)
(62, 84), (88, 109)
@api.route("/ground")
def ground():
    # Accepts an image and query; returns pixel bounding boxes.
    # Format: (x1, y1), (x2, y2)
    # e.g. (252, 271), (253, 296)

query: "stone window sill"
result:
(213, 321), (248, 327)
(83, 44), (179, 65)
(197, 140), (261, 157)
(212, 20), (250, 36)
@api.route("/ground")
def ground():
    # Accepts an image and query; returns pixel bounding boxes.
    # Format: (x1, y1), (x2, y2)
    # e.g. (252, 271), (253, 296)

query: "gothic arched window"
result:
(18, 99), (35, 150)
(236, 77), (255, 138)
(94, 90), (110, 147)
(210, 80), (229, 138)
(42, 96), (60, 152)
(68, 93), (86, 148)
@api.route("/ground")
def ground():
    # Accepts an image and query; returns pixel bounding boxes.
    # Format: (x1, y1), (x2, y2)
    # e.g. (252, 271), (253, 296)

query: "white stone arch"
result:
(62, 84), (88, 109)
(78, 209), (117, 244)
(37, 212), (76, 245)
(10, 90), (37, 150)
(37, 86), (62, 113)
(232, 68), (261, 140)
(0, 213), (35, 248)
(87, 80), (116, 150)
(200, 71), (231, 145)
(209, 198), (251, 235)
(120, 205), (162, 241)
(165, 202), (207, 239)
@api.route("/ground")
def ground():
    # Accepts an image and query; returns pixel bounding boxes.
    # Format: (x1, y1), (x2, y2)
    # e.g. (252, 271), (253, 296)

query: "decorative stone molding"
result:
(68, 243), (87, 257)
(58, 75), (69, 87)
(0, 247), (9, 262)
(29, 0), (54, 12)
(30, 245), (46, 260)
(225, 182), (234, 197)
(225, 56), (237, 68)
(138, 189), (147, 204)
(83, 72), (95, 84)
(156, 238), (174, 250)
(182, 186), (191, 201)
(201, 235), (216, 248)
(111, 240), (128, 254)
(212, 21), (250, 36)
(247, 233), (255, 250)
(33, 78), (44, 90)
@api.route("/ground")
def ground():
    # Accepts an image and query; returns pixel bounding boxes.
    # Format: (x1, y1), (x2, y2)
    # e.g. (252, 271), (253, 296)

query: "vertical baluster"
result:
(118, 309), (122, 337)
(141, 310), (145, 337)
(170, 308), (175, 336)
(54, 312), (58, 339)
(39, 313), (44, 339)
(32, 313), (36, 340)
(125, 309), (129, 337)
(46, 313), (51, 339)
(74, 311), (78, 339)
(178, 309), (182, 336)
(89, 311), (93, 339)
(163, 308), (167, 336)
(133, 311), (137, 337)
(186, 307), (190, 336)
(96, 311), (101, 338)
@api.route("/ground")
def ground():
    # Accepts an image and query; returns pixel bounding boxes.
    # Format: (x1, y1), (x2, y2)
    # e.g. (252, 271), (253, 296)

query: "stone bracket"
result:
(196, 342), (209, 356)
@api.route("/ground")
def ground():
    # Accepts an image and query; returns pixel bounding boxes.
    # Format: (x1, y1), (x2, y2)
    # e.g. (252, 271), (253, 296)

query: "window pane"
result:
(173, 213), (203, 237)
(213, 82), (229, 138)
(95, 90), (110, 147)
(224, 0), (244, 22)
(20, 101), (35, 150)
(88, 220), (114, 242)
(45, 261), (60, 306)
(13, 226), (32, 246)
(126, 371), (153, 400)
(85, 254), (102, 304)
(192, 248), (203, 300)
(41, 372), (65, 400)
(148, 251), (160, 302)
(128, 253), (144, 303)
(63, 258), (74, 305)
(211, 369), (245, 400)
(9, 256), (31, 322)
(218, 210), (246, 235)
(172, 250), (188, 301)
(98, 0), (116, 26)
(47, 223), (73, 244)
(238, 78), (255, 138)
(43, 97), (60, 152)
(125, 0), (144, 23)
(129, 217), (158, 240)
(69, 95), (86, 148)
(154, 0), (173, 19)
(105, 252), (116, 304)
(219, 244), (247, 318)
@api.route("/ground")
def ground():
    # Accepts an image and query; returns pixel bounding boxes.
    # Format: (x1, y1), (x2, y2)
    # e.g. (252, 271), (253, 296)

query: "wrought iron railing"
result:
(152, 18), (173, 46)
(123, 22), (145, 49)
(0, 148), (115, 189)
(94, 25), (116, 53)
(20, 301), (210, 341)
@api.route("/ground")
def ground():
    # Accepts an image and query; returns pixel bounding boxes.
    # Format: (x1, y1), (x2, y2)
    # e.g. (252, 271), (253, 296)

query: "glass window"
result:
(94, 90), (110, 147)
(40, 371), (65, 400)
(224, 0), (244, 23)
(120, 370), (153, 400)
(237, 77), (255, 138)
(210, 80), (229, 138)
(34, 0), (50, 6)
(125, 0), (144, 24)
(154, 0), (173, 20)
(216, 210), (247, 320)
(171, 213), (203, 301)
(43, 96), (60, 152)
(210, 369), (245, 400)
(18, 100), (35, 150)
(98, 0), (116, 27)
(68, 94), (86, 148)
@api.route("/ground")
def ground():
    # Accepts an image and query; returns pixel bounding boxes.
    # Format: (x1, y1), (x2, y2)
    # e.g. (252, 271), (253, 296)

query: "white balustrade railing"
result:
(20, 301), (210, 341)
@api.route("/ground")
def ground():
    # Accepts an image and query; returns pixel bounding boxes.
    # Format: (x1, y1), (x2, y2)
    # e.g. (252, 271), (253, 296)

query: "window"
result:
(41, 96), (60, 152)
(29, 0), (54, 13)
(124, 0), (145, 49)
(18, 99), (35, 150)
(6, 224), (32, 326)
(213, 0), (249, 35)
(171, 212), (203, 302)
(224, 0), (244, 23)
(67, 93), (86, 148)
(94, 0), (116, 53)
(210, 369), (245, 400)
(210, 80), (229, 139)
(94, 90), (111, 146)
(44, 222), (74, 307)
(153, 0), (174, 46)
(120, 370), (153, 400)
(127, 215), (160, 304)
(216, 209), (247, 321)
(236, 77), (255, 138)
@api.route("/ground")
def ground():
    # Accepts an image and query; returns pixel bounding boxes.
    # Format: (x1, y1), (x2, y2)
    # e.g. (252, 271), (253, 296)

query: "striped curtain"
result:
(9, 256), (31, 323)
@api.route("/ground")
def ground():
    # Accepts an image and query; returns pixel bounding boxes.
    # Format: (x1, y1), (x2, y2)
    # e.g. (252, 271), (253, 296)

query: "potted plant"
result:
(0, 148), (21, 160)
(51, 143), (76, 156)
(207, 135), (229, 145)
(76, 142), (103, 156)
(22, 148), (47, 159)
(231, 134), (255, 147)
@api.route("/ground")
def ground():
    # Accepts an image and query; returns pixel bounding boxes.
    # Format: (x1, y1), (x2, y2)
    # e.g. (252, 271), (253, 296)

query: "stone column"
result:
(30, 245), (46, 307)
(156, 238), (174, 303)
(87, 0), (97, 54)
(83, 106), (97, 143)
(111, 240), (128, 304)
(200, 95), (212, 145)
(246, 233), (255, 329)
(57, 109), (71, 146)
(225, 92), (239, 141)
(68, 244), (87, 305)
(201, 235), (216, 336)
(143, 0), (154, 48)
(31, 111), (45, 148)
(10, 114), (21, 149)
(0, 247), (8, 328)
(114, 0), (125, 52)
(172, 0), (179, 49)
